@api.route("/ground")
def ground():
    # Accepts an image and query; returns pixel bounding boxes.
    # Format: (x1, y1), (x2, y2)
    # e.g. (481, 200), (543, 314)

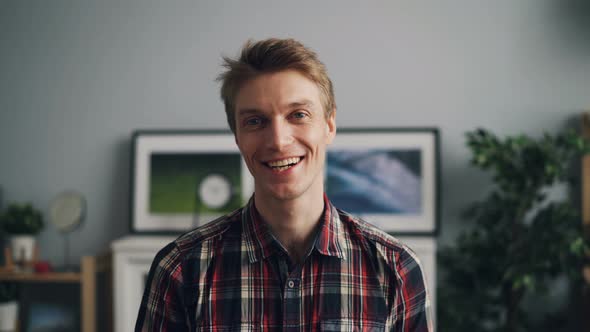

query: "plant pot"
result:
(10, 235), (35, 263)
(0, 301), (18, 331)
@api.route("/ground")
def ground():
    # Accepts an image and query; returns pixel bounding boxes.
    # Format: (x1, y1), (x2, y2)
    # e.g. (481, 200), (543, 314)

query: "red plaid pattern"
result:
(136, 195), (432, 331)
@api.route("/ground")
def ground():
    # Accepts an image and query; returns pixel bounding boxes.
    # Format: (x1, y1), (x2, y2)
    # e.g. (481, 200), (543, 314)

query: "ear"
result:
(326, 108), (336, 144)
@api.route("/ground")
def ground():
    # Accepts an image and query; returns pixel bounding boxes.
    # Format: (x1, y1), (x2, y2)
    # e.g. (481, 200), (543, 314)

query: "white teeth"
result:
(267, 157), (301, 167)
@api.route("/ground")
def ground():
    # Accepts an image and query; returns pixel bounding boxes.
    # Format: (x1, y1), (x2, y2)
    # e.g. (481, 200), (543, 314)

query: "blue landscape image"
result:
(326, 149), (422, 214)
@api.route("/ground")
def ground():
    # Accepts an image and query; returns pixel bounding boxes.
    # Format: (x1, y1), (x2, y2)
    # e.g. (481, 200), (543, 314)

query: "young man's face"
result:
(234, 70), (336, 202)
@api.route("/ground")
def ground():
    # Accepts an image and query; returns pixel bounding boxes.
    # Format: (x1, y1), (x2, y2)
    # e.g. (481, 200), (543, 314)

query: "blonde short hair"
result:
(218, 38), (336, 133)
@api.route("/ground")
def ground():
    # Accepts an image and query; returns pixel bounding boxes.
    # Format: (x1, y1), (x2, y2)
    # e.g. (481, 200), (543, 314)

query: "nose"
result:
(265, 119), (293, 151)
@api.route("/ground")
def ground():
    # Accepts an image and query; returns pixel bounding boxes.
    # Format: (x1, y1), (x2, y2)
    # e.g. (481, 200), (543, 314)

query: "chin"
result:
(270, 191), (302, 201)
(263, 186), (305, 201)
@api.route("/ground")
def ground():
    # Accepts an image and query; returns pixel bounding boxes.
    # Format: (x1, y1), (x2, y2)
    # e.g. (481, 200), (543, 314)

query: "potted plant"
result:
(0, 203), (44, 265)
(438, 128), (590, 332)
(0, 282), (18, 331)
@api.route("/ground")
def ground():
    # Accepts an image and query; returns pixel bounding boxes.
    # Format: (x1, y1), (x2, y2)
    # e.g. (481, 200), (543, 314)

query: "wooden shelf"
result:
(0, 255), (112, 332)
(0, 271), (81, 283)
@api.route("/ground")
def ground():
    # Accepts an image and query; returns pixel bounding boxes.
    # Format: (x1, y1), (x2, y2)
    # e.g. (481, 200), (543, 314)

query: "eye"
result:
(243, 116), (264, 127)
(291, 111), (308, 120)
(246, 118), (260, 125)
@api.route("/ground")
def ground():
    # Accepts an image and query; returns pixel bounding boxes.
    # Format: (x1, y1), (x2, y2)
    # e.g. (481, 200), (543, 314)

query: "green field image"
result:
(149, 153), (242, 214)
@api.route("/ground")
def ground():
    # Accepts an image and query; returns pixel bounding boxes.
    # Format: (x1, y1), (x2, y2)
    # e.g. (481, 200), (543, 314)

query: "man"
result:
(136, 38), (432, 331)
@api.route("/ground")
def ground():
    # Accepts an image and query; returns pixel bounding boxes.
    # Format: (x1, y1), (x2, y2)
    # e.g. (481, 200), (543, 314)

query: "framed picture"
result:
(130, 128), (439, 235)
(130, 130), (254, 233)
(327, 128), (439, 235)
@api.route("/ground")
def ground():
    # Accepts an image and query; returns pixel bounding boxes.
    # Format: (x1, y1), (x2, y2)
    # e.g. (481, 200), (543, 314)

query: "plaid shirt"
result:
(136, 195), (432, 331)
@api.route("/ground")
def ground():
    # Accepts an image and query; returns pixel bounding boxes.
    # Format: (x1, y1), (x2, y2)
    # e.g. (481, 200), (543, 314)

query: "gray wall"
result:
(1, 0), (589, 266)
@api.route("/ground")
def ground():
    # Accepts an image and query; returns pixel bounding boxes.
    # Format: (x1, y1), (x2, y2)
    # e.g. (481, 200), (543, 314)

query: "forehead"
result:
(234, 70), (322, 112)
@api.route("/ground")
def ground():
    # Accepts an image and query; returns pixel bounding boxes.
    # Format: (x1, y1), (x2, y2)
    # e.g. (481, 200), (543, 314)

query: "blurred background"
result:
(1, 0), (589, 331)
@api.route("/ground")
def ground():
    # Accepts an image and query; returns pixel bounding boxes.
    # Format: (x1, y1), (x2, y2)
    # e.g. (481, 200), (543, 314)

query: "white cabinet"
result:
(111, 236), (175, 332)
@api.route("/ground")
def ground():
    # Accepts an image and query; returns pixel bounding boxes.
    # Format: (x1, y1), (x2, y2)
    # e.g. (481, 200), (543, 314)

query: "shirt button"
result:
(287, 280), (295, 288)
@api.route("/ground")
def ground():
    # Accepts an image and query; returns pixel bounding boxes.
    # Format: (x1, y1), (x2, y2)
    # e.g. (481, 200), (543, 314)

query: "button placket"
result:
(283, 277), (301, 331)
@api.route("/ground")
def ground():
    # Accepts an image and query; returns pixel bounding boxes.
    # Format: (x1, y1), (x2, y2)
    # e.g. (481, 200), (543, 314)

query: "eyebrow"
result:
(236, 109), (261, 117)
(236, 100), (316, 117)
(288, 100), (315, 109)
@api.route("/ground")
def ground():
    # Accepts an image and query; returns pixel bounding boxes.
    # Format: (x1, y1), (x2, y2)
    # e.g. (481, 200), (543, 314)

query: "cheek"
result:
(241, 144), (259, 165)
(240, 146), (254, 162)
(239, 151), (257, 175)
(310, 128), (329, 150)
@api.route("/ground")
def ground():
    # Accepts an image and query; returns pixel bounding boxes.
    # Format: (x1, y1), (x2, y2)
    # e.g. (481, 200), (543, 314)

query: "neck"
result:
(254, 191), (325, 264)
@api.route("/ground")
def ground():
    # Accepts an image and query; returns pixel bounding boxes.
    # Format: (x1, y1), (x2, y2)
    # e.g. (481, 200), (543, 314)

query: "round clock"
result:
(198, 174), (232, 209)
(49, 191), (86, 233)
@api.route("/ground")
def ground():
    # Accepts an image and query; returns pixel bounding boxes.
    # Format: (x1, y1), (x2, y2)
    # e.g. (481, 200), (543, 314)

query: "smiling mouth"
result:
(265, 157), (303, 172)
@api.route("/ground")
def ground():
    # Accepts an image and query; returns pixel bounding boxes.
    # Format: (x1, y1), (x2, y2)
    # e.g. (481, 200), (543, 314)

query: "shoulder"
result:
(336, 208), (405, 251)
(174, 209), (242, 253)
(335, 208), (423, 270)
(151, 209), (243, 275)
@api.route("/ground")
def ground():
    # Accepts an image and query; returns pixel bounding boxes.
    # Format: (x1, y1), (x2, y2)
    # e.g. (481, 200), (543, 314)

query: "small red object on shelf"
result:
(34, 261), (52, 273)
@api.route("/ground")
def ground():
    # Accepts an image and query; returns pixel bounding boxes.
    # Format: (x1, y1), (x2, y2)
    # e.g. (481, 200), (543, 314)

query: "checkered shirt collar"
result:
(242, 194), (347, 264)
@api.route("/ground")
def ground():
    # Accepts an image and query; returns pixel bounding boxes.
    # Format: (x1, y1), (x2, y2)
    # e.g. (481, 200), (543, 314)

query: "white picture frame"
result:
(130, 128), (439, 235)
(327, 128), (439, 234)
(131, 131), (254, 233)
